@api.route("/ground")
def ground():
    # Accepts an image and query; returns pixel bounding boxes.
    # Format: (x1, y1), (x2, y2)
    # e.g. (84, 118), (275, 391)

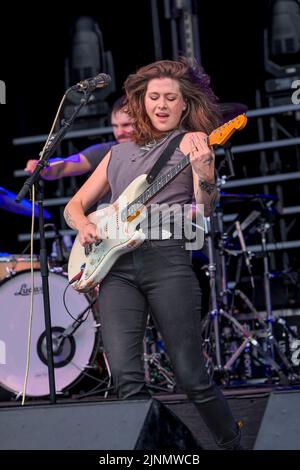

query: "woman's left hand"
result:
(188, 132), (215, 183)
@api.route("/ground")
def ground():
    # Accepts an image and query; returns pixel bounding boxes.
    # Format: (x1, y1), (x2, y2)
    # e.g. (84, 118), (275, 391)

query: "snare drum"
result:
(0, 270), (109, 397)
(0, 254), (40, 281)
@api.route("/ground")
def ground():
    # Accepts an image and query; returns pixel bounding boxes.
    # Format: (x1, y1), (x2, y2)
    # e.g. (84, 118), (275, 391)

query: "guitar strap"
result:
(146, 132), (187, 184)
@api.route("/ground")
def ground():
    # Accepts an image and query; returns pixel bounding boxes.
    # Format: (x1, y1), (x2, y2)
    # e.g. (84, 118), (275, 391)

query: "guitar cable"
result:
(62, 281), (95, 324)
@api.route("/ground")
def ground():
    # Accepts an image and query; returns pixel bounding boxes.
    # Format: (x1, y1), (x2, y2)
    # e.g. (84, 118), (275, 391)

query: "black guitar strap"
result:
(146, 132), (187, 184)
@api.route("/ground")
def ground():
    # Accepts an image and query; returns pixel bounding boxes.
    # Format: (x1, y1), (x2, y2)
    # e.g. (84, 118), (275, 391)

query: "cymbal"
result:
(219, 102), (248, 122)
(220, 191), (278, 204)
(0, 186), (51, 219)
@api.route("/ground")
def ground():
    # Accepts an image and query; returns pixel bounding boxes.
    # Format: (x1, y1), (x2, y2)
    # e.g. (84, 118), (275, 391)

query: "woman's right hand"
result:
(78, 221), (101, 246)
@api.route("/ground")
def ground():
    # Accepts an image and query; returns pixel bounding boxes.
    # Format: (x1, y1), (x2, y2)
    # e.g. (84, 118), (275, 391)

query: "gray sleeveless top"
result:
(106, 130), (194, 206)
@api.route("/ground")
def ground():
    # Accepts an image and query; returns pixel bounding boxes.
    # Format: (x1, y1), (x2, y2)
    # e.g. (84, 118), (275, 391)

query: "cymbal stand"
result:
(204, 214), (223, 372)
(204, 207), (260, 377)
(258, 219), (274, 351)
(202, 156), (234, 375)
(203, 147), (259, 378)
(256, 218), (297, 377)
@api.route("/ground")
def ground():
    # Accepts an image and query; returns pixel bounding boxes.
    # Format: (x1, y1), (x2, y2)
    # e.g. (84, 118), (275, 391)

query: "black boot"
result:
(218, 421), (244, 450)
(189, 385), (244, 450)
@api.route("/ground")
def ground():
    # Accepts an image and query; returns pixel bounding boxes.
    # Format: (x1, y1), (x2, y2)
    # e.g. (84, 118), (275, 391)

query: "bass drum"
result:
(0, 270), (109, 397)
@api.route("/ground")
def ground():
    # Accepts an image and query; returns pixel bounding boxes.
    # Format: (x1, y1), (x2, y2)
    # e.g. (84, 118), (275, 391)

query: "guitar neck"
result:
(126, 154), (190, 218)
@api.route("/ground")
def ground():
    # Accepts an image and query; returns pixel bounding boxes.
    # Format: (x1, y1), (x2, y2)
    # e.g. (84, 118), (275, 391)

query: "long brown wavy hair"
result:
(124, 57), (222, 145)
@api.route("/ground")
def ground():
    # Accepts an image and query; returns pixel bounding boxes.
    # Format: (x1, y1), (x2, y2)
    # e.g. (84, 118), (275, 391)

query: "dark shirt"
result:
(82, 141), (116, 207)
(82, 141), (116, 172)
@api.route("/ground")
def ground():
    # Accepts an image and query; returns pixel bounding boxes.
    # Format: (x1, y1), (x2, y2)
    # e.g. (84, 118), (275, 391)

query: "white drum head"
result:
(0, 271), (98, 397)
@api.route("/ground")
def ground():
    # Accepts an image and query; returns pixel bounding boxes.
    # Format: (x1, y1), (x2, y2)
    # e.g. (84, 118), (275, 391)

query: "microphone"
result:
(71, 73), (111, 92)
(235, 220), (255, 288)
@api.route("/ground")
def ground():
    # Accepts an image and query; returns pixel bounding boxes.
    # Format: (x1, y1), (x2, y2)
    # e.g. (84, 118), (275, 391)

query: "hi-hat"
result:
(0, 186), (51, 219)
(219, 103), (248, 122)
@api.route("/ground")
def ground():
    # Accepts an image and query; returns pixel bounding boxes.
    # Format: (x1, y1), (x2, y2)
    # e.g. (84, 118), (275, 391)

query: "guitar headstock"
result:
(209, 114), (248, 147)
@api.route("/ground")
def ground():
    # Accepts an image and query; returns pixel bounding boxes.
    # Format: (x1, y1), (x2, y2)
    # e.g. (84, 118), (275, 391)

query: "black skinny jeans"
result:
(99, 239), (240, 448)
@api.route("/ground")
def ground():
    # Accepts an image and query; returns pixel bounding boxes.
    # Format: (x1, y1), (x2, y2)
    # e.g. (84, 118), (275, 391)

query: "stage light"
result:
(269, 0), (300, 64)
(65, 16), (115, 120)
(70, 16), (104, 85)
(265, 0), (300, 77)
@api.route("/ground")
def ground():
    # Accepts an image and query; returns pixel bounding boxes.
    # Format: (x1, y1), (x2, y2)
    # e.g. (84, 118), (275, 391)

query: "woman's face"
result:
(144, 77), (186, 133)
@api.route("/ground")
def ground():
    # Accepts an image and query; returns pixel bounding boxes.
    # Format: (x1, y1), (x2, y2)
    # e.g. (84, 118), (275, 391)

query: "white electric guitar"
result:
(68, 114), (247, 293)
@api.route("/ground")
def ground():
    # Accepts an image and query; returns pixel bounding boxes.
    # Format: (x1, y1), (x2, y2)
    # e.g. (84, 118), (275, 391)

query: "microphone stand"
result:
(15, 89), (94, 404)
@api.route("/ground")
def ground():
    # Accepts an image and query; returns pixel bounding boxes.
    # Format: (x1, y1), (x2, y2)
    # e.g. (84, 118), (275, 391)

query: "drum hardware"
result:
(46, 223), (72, 277)
(254, 215), (300, 380)
(222, 142), (235, 179)
(67, 354), (113, 400)
(143, 316), (176, 392)
(257, 217), (274, 350)
(203, 189), (298, 385)
(45, 223), (70, 266)
(0, 253), (40, 281)
(276, 317), (300, 341)
(144, 353), (176, 392)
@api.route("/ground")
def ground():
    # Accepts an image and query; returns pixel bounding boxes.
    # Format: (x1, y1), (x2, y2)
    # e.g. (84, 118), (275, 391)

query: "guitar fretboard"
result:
(121, 154), (190, 221)
(121, 113), (247, 221)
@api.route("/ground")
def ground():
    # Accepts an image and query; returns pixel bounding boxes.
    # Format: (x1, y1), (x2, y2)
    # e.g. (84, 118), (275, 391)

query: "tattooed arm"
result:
(64, 206), (87, 231)
(180, 131), (219, 217)
(64, 151), (111, 246)
(195, 179), (220, 216)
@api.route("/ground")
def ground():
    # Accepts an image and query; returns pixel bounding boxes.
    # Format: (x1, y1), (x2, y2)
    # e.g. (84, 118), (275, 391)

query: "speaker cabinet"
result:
(254, 391), (300, 450)
(0, 398), (200, 450)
